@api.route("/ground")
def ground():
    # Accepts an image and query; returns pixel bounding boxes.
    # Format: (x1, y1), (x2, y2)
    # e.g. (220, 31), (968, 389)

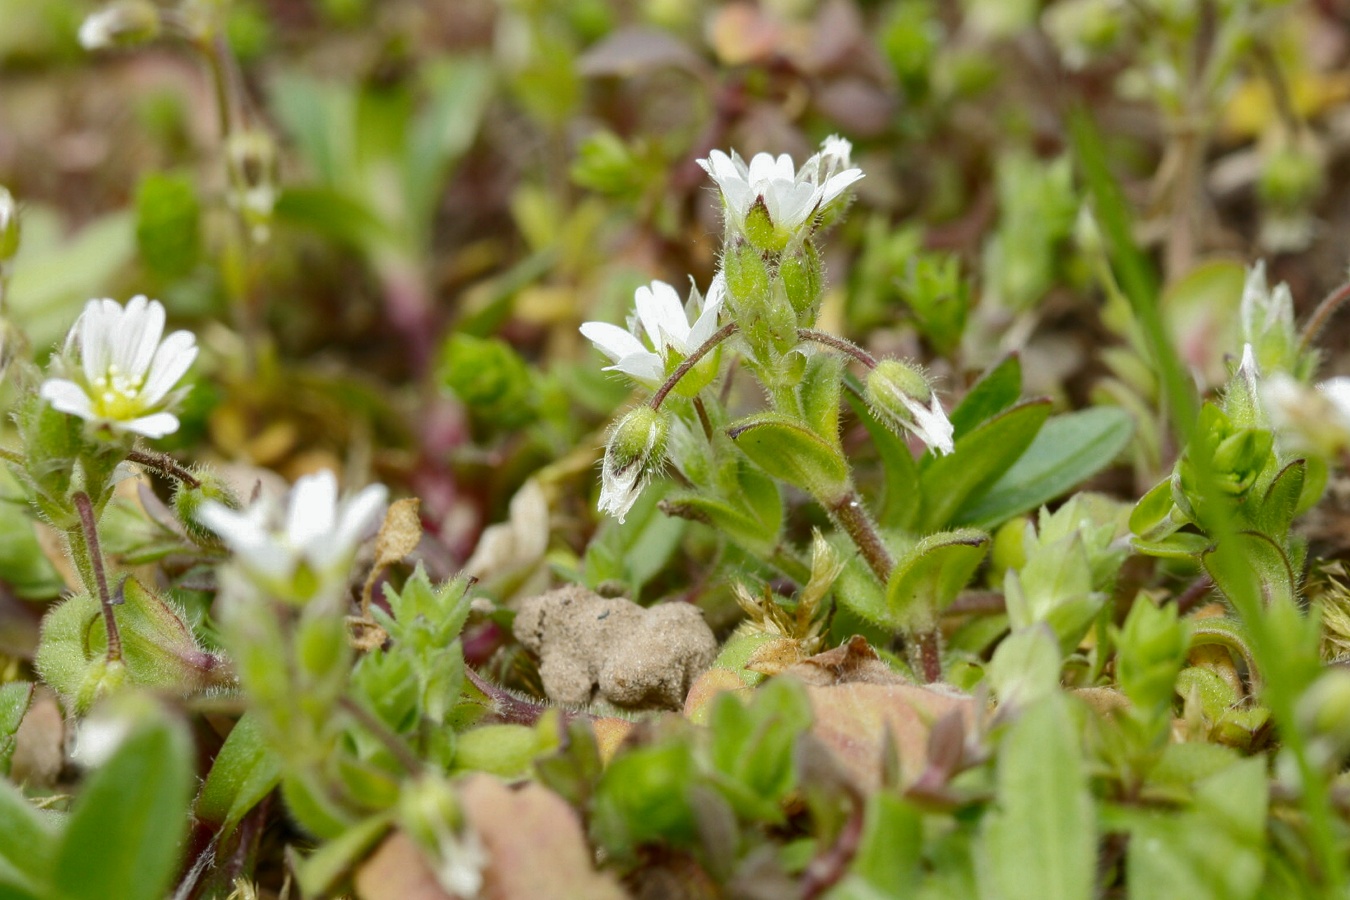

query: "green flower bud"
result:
(172, 469), (241, 547)
(780, 244), (822, 324)
(743, 197), (787, 253)
(865, 359), (954, 455)
(1259, 141), (1324, 212)
(723, 241), (771, 322)
(1114, 596), (1189, 715)
(599, 406), (668, 523)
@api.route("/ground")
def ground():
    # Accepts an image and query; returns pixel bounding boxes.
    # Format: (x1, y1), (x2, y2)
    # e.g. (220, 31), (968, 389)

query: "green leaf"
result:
(273, 185), (389, 249)
(52, 706), (194, 900)
(134, 171), (200, 278)
(848, 386), (920, 532)
(954, 407), (1134, 528)
(729, 413), (850, 499)
(800, 353), (846, 449)
(1069, 107), (1195, 442)
(406, 58), (494, 235)
(0, 774), (57, 896)
(290, 813), (394, 899)
(883, 529), (989, 629)
(836, 794), (922, 898)
(195, 712), (283, 837)
(918, 400), (1051, 532)
(980, 693), (1094, 900)
(582, 483), (686, 598)
(1253, 460), (1305, 540)
(0, 682), (33, 777)
(1124, 759), (1267, 900)
(949, 354), (1021, 440)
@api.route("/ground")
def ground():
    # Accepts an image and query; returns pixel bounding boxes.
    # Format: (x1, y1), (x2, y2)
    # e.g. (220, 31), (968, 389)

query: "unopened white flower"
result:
(196, 470), (387, 601)
(697, 135), (863, 243)
(580, 274), (725, 390)
(598, 407), (668, 523)
(40, 296), (197, 439)
(78, 1), (160, 50)
(865, 359), (955, 456)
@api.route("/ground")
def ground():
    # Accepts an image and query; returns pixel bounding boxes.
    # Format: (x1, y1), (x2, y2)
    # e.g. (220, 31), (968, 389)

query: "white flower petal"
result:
(121, 411), (180, 438)
(580, 321), (648, 362)
(40, 379), (96, 419)
(286, 471), (339, 552)
(140, 330), (197, 403)
(605, 355), (665, 387)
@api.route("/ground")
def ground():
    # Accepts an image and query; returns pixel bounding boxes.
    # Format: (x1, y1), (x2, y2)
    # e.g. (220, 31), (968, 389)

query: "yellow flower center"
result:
(89, 363), (147, 421)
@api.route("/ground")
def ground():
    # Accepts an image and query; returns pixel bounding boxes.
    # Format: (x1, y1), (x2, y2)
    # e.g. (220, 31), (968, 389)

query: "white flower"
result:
(897, 392), (956, 456)
(580, 274), (726, 390)
(40, 295), (197, 439)
(866, 359), (955, 456)
(598, 407), (668, 523)
(196, 470), (387, 600)
(697, 135), (863, 240)
(1261, 373), (1350, 457)
(78, 1), (160, 50)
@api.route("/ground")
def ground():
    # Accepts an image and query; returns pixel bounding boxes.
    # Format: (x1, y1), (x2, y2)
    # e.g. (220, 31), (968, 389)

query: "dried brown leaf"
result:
(460, 775), (628, 900)
(376, 498), (423, 569)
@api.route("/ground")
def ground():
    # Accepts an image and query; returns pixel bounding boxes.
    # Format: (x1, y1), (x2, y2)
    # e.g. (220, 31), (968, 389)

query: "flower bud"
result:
(0, 186), (19, 263)
(865, 359), (954, 455)
(599, 406), (668, 523)
(1297, 668), (1350, 769)
(78, 1), (161, 51)
(1239, 261), (1311, 379)
(172, 468), (241, 547)
(398, 776), (486, 897)
(225, 130), (279, 243)
(780, 244), (822, 324)
(723, 241), (771, 322)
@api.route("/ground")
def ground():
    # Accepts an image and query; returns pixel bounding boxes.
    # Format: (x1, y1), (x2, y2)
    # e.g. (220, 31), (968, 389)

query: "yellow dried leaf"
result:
(376, 497), (423, 569)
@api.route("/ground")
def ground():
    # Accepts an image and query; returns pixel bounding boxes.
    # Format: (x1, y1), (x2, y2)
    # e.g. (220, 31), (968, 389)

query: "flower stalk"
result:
(71, 491), (123, 662)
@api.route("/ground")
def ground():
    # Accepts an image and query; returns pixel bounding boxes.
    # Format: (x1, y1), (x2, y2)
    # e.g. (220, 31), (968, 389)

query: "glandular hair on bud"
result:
(869, 359), (932, 405)
(723, 241), (771, 321)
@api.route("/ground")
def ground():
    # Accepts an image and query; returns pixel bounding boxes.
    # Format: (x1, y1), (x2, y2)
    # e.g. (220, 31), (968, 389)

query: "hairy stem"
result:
(650, 322), (738, 410)
(827, 490), (894, 584)
(1299, 278), (1350, 357)
(797, 329), (877, 369)
(126, 448), (201, 488)
(72, 491), (122, 662)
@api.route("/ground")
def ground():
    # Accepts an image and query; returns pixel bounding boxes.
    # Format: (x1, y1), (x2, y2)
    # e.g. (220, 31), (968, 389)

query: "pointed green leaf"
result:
(0, 775), (57, 896)
(949, 354), (1022, 439)
(918, 400), (1051, 531)
(195, 712), (283, 837)
(955, 407), (1133, 528)
(884, 529), (989, 629)
(729, 413), (850, 498)
(0, 682), (33, 777)
(848, 387), (920, 532)
(980, 693), (1094, 900)
(800, 353), (846, 448)
(52, 707), (194, 900)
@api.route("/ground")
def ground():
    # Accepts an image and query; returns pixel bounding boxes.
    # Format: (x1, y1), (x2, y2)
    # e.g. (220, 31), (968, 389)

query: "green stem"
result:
(71, 491), (122, 662)
(650, 322), (738, 410)
(337, 696), (424, 776)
